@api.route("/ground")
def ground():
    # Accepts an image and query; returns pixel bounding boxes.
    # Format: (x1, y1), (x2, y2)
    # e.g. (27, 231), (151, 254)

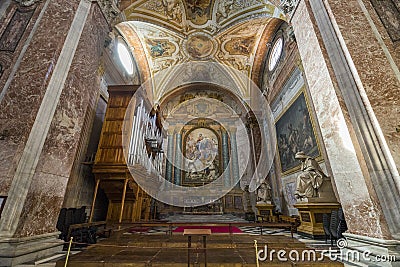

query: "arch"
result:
(157, 82), (250, 120)
(115, 22), (152, 84)
(251, 18), (285, 86)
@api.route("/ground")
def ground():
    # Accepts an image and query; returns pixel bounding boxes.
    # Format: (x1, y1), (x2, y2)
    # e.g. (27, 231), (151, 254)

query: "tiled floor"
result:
(56, 232), (344, 266)
(54, 215), (344, 267)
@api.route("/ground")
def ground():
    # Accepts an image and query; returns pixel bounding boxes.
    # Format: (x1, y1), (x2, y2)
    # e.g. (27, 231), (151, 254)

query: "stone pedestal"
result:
(256, 202), (275, 221)
(343, 233), (400, 267)
(294, 202), (340, 239)
(0, 232), (63, 266)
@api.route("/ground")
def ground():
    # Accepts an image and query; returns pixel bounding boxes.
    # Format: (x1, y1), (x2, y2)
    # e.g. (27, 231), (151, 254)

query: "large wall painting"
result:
(275, 90), (321, 174)
(183, 128), (220, 184)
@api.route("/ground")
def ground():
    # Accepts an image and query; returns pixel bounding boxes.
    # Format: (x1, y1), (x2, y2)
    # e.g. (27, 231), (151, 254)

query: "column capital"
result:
(167, 128), (175, 135)
(174, 124), (184, 133)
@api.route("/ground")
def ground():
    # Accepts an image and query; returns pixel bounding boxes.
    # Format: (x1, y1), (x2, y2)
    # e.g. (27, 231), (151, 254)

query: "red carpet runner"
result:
(173, 225), (242, 234)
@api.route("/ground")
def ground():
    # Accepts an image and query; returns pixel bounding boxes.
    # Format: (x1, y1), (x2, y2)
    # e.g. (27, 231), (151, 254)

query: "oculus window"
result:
(268, 37), (283, 71)
(117, 40), (134, 75)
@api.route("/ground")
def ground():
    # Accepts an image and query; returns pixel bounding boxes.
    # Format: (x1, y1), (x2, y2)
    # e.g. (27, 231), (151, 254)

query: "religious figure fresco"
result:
(184, 128), (220, 184)
(184, 0), (213, 25)
(147, 39), (175, 58)
(225, 36), (255, 55)
(162, 0), (182, 22)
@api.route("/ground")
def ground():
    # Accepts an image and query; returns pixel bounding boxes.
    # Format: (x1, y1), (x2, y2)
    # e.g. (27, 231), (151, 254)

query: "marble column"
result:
(221, 130), (231, 187)
(174, 131), (182, 186)
(291, 0), (399, 259)
(165, 129), (174, 185)
(0, 0), (109, 265)
(229, 127), (240, 188)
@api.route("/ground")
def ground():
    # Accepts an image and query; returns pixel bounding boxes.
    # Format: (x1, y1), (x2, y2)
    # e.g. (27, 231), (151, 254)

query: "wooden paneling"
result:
(93, 85), (151, 222)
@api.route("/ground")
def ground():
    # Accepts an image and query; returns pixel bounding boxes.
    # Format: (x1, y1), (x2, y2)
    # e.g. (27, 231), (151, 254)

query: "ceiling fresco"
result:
(116, 0), (285, 100)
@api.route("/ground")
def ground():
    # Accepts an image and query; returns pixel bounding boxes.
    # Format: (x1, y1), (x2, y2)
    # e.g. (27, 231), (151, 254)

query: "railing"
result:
(66, 221), (111, 242)
(120, 221), (300, 238)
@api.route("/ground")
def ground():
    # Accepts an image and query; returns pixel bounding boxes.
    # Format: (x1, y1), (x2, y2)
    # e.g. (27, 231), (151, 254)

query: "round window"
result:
(117, 40), (134, 75)
(268, 37), (283, 71)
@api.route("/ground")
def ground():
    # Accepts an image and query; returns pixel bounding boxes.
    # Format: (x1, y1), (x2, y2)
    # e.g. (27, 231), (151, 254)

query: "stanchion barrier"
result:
(254, 240), (259, 267)
(64, 237), (73, 267)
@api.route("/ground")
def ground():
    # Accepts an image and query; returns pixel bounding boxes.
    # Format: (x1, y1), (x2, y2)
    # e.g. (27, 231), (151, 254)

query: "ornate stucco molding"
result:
(95, 0), (121, 25)
(279, 0), (301, 18)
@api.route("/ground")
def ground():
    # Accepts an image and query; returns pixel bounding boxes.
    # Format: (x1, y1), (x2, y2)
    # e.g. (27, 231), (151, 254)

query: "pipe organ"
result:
(92, 85), (163, 223)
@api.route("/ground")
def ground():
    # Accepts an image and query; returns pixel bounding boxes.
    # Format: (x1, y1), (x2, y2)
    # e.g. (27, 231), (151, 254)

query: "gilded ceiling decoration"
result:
(117, 0), (285, 100)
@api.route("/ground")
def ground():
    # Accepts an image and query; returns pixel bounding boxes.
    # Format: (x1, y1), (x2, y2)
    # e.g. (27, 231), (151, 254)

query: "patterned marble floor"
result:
(20, 215), (376, 266)
(55, 232), (344, 267)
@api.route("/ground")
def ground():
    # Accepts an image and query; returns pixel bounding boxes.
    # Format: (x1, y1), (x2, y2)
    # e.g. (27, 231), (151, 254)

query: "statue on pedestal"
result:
(294, 151), (326, 200)
(256, 181), (272, 204)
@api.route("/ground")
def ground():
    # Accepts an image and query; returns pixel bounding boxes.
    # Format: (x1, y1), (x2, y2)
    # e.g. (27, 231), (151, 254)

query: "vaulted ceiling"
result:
(115, 0), (286, 100)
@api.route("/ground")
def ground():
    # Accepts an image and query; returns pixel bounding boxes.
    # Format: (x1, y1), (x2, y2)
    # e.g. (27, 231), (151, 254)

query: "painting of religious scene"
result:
(184, 0), (213, 25)
(275, 91), (321, 173)
(183, 128), (220, 185)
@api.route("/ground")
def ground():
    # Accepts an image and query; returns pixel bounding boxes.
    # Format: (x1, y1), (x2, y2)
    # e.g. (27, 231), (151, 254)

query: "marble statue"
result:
(294, 151), (326, 199)
(256, 181), (272, 204)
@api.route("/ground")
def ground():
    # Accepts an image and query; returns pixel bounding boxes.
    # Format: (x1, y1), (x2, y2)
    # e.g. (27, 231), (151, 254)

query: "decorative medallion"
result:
(184, 33), (216, 60)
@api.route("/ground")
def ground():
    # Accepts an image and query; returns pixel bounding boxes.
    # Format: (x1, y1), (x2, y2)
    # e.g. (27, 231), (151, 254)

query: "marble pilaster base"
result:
(0, 232), (63, 266)
(342, 233), (400, 267)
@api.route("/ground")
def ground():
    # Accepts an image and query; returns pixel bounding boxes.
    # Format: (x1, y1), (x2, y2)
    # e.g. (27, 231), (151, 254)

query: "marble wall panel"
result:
(14, 171), (68, 237)
(0, 6), (35, 52)
(369, 0), (400, 42)
(292, 0), (391, 239)
(14, 3), (109, 237)
(0, 0), (80, 196)
(62, 96), (108, 209)
(326, 0), (400, 173)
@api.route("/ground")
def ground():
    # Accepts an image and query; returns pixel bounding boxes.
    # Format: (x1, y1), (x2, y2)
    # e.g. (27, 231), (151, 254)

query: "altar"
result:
(183, 200), (224, 214)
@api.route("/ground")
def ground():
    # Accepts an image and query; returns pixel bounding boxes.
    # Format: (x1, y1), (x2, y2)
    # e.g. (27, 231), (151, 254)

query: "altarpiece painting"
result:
(183, 128), (220, 185)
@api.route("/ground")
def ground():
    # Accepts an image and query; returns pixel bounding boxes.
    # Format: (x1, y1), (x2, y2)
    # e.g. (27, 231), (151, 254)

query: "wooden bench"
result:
(67, 221), (111, 242)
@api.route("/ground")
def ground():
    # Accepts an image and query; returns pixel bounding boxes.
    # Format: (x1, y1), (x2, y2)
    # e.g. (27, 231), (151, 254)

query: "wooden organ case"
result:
(92, 85), (163, 223)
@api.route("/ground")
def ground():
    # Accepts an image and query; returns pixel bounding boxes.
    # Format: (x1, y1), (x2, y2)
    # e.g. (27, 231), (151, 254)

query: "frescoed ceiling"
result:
(116, 0), (286, 100)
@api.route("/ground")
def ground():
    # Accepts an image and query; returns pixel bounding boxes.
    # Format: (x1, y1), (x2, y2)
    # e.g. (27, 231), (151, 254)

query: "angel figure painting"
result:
(183, 128), (220, 185)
